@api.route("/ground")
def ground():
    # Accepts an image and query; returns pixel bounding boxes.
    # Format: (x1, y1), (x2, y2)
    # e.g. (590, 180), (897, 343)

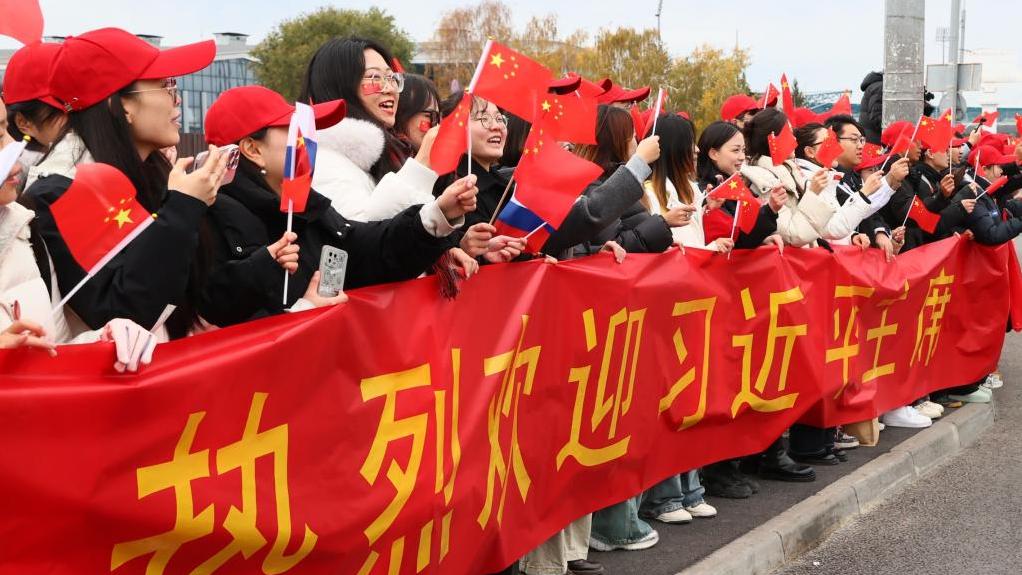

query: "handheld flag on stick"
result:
(972, 110), (998, 130)
(760, 83), (779, 109)
(470, 40), (552, 121)
(902, 195), (940, 234)
(630, 104), (646, 139)
(916, 113), (953, 153)
(708, 173), (759, 235)
(431, 91), (473, 175)
(49, 163), (155, 312)
(780, 74), (795, 114)
(768, 122), (797, 166)
(649, 87), (665, 135)
(280, 103), (319, 304)
(815, 128), (844, 168)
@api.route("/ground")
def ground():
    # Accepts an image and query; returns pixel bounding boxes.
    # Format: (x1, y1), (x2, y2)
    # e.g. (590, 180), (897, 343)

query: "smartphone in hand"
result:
(193, 144), (241, 185)
(318, 246), (348, 297)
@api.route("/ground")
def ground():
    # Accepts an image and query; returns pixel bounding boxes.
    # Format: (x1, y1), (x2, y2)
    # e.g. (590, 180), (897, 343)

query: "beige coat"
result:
(741, 156), (834, 247)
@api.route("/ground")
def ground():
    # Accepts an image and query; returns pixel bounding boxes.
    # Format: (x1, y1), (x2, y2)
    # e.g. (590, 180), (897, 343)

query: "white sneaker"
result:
(590, 529), (660, 552)
(655, 508), (693, 524)
(983, 374), (1004, 389)
(880, 406), (932, 428)
(914, 402), (942, 419)
(684, 502), (717, 518)
(949, 388), (991, 403)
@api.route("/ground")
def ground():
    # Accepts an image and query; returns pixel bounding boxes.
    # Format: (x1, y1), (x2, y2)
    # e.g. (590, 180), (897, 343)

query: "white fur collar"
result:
(316, 118), (386, 173)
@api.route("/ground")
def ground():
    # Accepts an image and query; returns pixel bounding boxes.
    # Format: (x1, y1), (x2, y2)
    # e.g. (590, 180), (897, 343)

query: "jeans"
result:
(590, 496), (654, 547)
(639, 470), (706, 518)
(521, 515), (591, 575)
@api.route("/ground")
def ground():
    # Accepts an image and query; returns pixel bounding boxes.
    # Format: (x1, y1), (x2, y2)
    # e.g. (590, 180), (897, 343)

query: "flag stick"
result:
(650, 87), (664, 135)
(464, 39), (493, 180)
(283, 199), (293, 306)
(488, 179), (516, 225)
(523, 222), (547, 240)
(879, 117), (923, 172)
(466, 103), (473, 178)
(900, 201), (913, 229)
(726, 202), (740, 261)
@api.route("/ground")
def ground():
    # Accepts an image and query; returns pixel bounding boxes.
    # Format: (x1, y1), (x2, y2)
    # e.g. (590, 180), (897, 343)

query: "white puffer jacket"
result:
(25, 131), (94, 191)
(0, 202), (99, 345)
(741, 156), (835, 248)
(793, 158), (890, 245)
(644, 179), (717, 250)
(312, 118), (439, 221)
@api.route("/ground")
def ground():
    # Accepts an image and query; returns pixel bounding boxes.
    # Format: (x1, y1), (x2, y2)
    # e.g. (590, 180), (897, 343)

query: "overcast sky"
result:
(4, 0), (1021, 104)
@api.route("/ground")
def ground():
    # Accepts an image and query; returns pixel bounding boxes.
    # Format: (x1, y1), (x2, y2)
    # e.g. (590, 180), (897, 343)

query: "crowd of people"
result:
(2, 27), (1021, 575)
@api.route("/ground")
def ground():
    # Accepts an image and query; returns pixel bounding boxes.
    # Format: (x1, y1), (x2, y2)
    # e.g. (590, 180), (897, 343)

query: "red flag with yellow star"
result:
(430, 91), (473, 175)
(512, 126), (602, 228)
(534, 90), (598, 145)
(707, 173), (760, 234)
(907, 195), (940, 234)
(470, 41), (552, 121)
(768, 121), (797, 166)
(781, 74), (795, 114)
(815, 127), (844, 168)
(916, 113), (953, 152)
(49, 163), (154, 275)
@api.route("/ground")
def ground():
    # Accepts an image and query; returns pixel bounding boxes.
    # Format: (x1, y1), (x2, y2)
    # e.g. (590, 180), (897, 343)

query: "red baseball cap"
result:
(204, 86), (346, 146)
(881, 120), (914, 148)
(49, 28), (216, 112)
(548, 75), (582, 95)
(968, 145), (1015, 169)
(596, 79), (650, 104)
(720, 94), (759, 121)
(790, 107), (824, 128)
(2, 42), (63, 108)
(573, 75), (612, 98)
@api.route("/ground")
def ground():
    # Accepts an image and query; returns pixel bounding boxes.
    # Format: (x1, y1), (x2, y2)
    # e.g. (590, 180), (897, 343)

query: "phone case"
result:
(317, 246), (348, 298)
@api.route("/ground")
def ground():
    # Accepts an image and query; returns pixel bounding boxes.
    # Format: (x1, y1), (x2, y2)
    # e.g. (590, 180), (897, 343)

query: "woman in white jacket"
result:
(0, 103), (155, 371)
(299, 37), (441, 222)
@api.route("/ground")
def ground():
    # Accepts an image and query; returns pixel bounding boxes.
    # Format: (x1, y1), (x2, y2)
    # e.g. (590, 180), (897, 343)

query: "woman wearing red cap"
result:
(300, 37), (443, 222)
(3, 42), (67, 150)
(0, 100), (157, 371)
(196, 86), (479, 326)
(22, 28), (231, 340)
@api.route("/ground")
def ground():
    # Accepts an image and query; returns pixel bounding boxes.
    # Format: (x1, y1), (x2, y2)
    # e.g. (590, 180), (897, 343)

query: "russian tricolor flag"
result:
(281, 102), (318, 213)
(493, 194), (555, 253)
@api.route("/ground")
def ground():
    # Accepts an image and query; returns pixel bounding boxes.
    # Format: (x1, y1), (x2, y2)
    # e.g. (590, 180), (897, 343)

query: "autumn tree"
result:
(667, 45), (752, 130)
(252, 7), (415, 101)
(575, 27), (670, 92)
(427, 1), (514, 93)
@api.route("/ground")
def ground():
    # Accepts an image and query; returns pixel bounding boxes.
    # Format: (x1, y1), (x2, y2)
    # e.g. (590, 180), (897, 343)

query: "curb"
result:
(678, 402), (995, 575)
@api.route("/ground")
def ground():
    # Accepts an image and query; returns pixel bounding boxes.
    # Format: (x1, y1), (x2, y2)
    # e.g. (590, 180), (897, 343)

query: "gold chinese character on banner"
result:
(557, 307), (645, 469)
(826, 285), (875, 398)
(730, 287), (807, 417)
(357, 352), (463, 575)
(111, 393), (316, 575)
(863, 282), (909, 383)
(478, 316), (540, 528)
(912, 269), (954, 366)
(659, 298), (717, 431)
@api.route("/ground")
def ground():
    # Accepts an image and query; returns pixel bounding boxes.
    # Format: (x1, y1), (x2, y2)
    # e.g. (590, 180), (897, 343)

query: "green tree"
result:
(575, 27), (670, 91)
(252, 7), (415, 101)
(666, 45), (751, 131)
(790, 78), (807, 108)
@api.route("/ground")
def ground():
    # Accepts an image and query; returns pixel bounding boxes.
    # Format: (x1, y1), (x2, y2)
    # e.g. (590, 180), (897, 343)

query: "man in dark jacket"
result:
(858, 72), (883, 144)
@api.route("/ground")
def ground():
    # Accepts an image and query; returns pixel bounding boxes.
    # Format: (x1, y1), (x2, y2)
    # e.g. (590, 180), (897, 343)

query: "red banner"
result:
(0, 237), (1013, 575)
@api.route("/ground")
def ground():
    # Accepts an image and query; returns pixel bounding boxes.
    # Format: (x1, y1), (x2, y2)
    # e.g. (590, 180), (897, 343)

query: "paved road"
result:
(772, 330), (1022, 575)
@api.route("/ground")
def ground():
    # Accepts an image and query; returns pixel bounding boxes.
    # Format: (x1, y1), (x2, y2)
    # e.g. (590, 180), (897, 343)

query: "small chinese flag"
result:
(430, 91), (472, 175)
(49, 163), (154, 275)
(815, 128), (844, 168)
(708, 173), (759, 234)
(760, 83), (779, 109)
(972, 110), (998, 128)
(916, 114), (953, 152)
(907, 195), (940, 234)
(862, 142), (884, 160)
(513, 126), (603, 228)
(535, 91), (598, 145)
(0, 0), (43, 45)
(889, 134), (914, 156)
(471, 41), (552, 121)
(985, 175), (1010, 196)
(780, 73), (795, 113)
(768, 121), (798, 166)
(630, 104), (647, 139)
(826, 93), (852, 118)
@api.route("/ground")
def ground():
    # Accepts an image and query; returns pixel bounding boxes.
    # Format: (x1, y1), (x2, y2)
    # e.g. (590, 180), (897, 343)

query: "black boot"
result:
(702, 460), (753, 498)
(759, 438), (816, 482)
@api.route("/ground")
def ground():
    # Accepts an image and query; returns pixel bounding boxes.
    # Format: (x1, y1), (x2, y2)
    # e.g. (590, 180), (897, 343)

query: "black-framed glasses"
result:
(838, 136), (866, 145)
(125, 78), (178, 102)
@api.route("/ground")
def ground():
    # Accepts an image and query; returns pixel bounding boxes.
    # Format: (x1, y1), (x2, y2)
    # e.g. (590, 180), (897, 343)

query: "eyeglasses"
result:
(838, 136), (866, 145)
(473, 113), (508, 130)
(125, 78), (178, 102)
(361, 72), (404, 94)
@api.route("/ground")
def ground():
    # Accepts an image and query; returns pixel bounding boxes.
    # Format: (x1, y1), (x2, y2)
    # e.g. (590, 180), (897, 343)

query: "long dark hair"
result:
(743, 107), (788, 161)
(5, 100), (64, 143)
(299, 36), (406, 180)
(575, 105), (634, 177)
(696, 120), (742, 187)
(393, 73), (439, 152)
(501, 113), (531, 168)
(648, 114), (696, 208)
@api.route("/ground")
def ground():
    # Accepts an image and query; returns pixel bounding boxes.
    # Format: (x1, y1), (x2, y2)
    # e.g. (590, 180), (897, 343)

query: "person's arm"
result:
(966, 197), (1022, 245)
(362, 158), (440, 221)
(28, 176), (207, 330)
